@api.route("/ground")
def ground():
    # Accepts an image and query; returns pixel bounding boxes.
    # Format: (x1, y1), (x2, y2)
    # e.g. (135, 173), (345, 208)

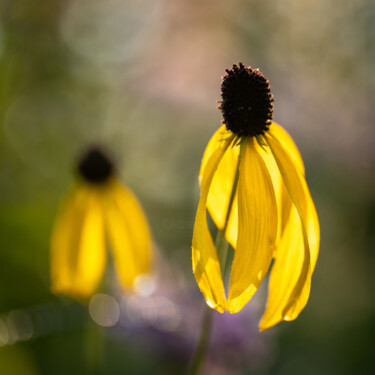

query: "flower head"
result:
(192, 63), (319, 330)
(50, 146), (152, 300)
(220, 63), (273, 137)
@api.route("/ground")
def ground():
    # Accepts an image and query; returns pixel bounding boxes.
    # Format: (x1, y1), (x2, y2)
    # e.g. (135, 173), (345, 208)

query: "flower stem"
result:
(188, 303), (213, 375)
(189, 139), (245, 375)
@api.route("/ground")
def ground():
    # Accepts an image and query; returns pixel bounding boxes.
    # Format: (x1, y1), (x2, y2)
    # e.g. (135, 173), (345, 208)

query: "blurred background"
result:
(0, 0), (374, 374)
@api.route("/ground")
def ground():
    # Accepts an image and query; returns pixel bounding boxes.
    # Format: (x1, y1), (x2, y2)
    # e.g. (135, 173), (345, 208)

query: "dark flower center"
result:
(78, 147), (114, 184)
(220, 63), (274, 137)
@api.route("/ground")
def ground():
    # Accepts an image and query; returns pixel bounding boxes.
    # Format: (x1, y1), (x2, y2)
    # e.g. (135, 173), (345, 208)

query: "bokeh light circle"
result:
(89, 294), (120, 327)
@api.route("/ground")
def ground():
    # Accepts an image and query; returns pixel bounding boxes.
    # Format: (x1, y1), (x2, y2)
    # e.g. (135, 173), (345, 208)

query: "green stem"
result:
(188, 303), (213, 375)
(189, 139), (245, 375)
(85, 318), (103, 374)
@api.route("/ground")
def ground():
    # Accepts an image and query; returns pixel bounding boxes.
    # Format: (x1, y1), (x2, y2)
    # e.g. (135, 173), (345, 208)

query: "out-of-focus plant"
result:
(50, 146), (153, 300)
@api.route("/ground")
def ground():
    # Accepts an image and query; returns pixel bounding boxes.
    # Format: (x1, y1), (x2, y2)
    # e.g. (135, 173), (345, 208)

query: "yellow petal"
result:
(193, 136), (234, 312)
(255, 138), (285, 245)
(224, 193), (238, 249)
(227, 139), (277, 313)
(270, 122), (305, 175)
(50, 185), (106, 299)
(259, 124), (307, 247)
(104, 179), (152, 290)
(200, 125), (240, 248)
(259, 201), (304, 330)
(259, 132), (319, 330)
(200, 125), (229, 182)
(257, 123), (305, 246)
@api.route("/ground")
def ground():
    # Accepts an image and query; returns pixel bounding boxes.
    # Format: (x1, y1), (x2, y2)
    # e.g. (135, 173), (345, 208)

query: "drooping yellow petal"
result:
(200, 125), (229, 180)
(50, 185), (106, 299)
(104, 179), (152, 290)
(255, 139), (285, 245)
(193, 136), (234, 312)
(259, 201), (304, 330)
(269, 122), (305, 175)
(256, 123), (305, 247)
(200, 125), (239, 248)
(224, 194), (238, 249)
(259, 131), (319, 330)
(227, 138), (277, 313)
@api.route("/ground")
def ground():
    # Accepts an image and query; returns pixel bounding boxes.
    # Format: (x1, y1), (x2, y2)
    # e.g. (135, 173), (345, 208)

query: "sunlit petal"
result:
(259, 132), (320, 330)
(50, 185), (106, 299)
(200, 125), (239, 248)
(257, 122), (305, 247)
(104, 179), (152, 290)
(259, 201), (305, 330)
(200, 125), (228, 181)
(270, 122), (305, 175)
(227, 139), (277, 313)
(193, 137), (234, 312)
(256, 138), (285, 246)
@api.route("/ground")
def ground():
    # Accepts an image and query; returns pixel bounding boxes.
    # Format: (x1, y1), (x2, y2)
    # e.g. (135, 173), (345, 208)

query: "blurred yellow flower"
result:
(50, 147), (152, 300)
(192, 63), (320, 330)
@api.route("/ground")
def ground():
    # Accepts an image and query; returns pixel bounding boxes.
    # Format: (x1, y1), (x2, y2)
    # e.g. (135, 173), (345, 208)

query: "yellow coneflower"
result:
(192, 63), (319, 330)
(50, 146), (152, 300)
